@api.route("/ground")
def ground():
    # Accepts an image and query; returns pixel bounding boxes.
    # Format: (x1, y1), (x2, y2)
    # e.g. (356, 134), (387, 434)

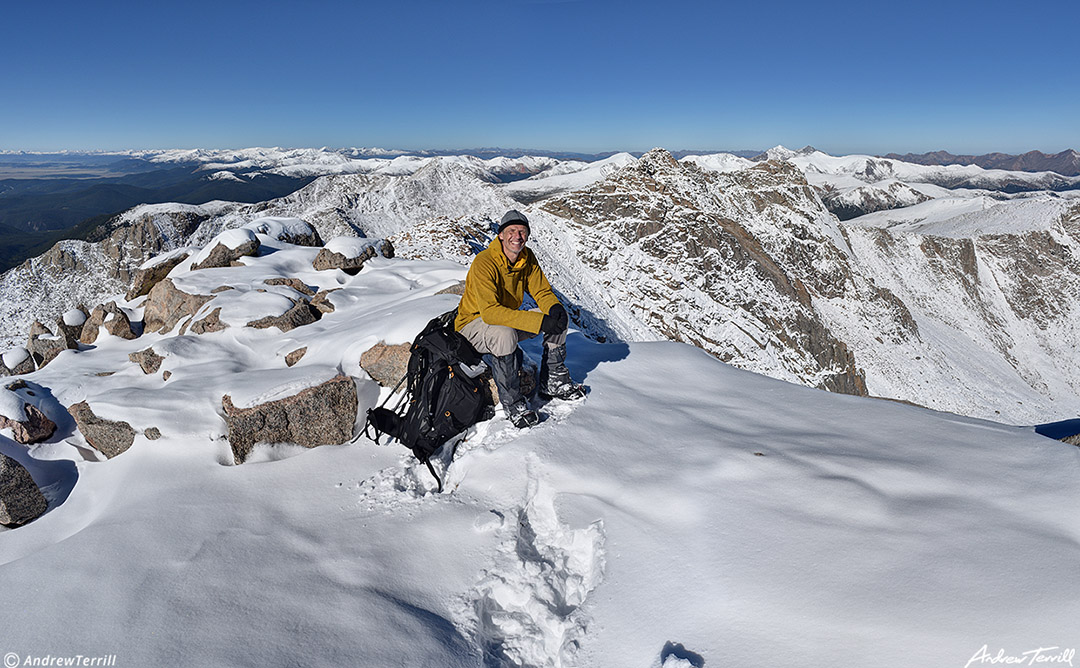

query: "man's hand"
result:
(540, 303), (568, 335)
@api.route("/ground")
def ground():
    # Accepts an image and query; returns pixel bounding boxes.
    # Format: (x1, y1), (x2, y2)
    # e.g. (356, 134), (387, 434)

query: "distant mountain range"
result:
(880, 149), (1080, 176)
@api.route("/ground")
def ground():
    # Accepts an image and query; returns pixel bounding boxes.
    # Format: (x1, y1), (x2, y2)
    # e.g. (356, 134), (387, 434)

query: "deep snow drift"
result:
(1, 234), (1078, 668)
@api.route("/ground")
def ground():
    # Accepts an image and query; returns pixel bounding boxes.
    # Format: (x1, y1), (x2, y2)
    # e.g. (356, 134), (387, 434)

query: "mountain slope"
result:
(0, 160), (514, 350)
(1, 238), (1077, 668)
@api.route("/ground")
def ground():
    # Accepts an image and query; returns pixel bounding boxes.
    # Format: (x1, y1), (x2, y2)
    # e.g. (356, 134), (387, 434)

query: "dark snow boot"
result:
(490, 350), (538, 428)
(539, 343), (586, 401)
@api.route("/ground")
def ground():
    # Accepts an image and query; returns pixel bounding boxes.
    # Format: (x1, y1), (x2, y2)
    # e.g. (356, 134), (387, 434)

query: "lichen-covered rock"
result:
(142, 279), (215, 335)
(126, 251), (191, 301)
(246, 299), (319, 333)
(67, 401), (136, 459)
(0, 453), (48, 526)
(359, 342), (411, 387)
(310, 290), (338, 314)
(221, 375), (358, 464)
(129, 347), (165, 374)
(144, 427), (162, 441)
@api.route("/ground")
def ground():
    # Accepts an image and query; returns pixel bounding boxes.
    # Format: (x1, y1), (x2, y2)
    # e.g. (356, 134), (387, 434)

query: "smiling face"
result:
(498, 223), (529, 263)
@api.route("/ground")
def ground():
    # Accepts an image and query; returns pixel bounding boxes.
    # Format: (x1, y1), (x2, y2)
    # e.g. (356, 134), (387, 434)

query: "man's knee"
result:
(486, 325), (520, 357)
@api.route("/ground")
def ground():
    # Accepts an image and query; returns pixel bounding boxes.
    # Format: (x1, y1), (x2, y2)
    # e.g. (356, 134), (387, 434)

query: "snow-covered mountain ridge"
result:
(1, 227), (1077, 667)
(3, 147), (1080, 423)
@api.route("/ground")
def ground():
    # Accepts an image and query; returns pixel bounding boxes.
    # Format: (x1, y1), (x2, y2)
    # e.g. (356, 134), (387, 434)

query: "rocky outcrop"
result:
(244, 217), (324, 247)
(129, 347), (165, 374)
(264, 277), (315, 296)
(67, 401), (137, 459)
(246, 299), (320, 332)
(126, 251), (191, 300)
(80, 302), (137, 344)
(310, 290), (338, 314)
(538, 148), (874, 395)
(191, 236), (260, 271)
(0, 403), (56, 444)
(312, 246), (376, 274)
(0, 348), (35, 376)
(56, 308), (88, 347)
(142, 279), (215, 334)
(285, 348), (307, 367)
(187, 307), (229, 335)
(221, 375), (358, 464)
(435, 281), (467, 296)
(0, 453), (48, 526)
(312, 238), (393, 275)
(27, 322), (75, 369)
(0, 382), (57, 444)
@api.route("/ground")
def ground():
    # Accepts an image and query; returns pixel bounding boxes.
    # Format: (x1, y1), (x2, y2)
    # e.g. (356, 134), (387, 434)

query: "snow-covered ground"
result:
(2, 234), (1078, 667)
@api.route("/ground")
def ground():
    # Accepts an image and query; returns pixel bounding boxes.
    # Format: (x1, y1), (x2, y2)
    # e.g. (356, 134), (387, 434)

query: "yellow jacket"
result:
(455, 237), (561, 334)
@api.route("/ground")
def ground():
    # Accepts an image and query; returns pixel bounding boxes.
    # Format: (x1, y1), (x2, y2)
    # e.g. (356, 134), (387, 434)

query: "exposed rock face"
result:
(129, 347), (165, 374)
(0, 453), (48, 526)
(360, 342), (411, 387)
(67, 401), (137, 459)
(142, 279), (215, 334)
(80, 302), (137, 344)
(537, 148), (880, 395)
(126, 251), (191, 300)
(191, 238), (261, 271)
(221, 375), (358, 464)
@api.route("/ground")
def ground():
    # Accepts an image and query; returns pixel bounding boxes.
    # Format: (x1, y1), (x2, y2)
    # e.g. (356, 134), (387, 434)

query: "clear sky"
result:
(2, 0), (1077, 155)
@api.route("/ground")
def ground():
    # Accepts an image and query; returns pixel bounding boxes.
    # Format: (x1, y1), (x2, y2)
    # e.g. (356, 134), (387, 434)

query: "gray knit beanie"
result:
(498, 209), (530, 234)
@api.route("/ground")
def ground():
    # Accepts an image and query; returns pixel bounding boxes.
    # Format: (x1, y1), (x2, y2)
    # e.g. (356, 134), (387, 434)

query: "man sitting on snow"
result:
(455, 209), (585, 428)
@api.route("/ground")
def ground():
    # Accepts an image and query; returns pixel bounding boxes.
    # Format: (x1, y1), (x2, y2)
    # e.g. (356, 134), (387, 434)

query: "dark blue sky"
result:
(3, 0), (1077, 155)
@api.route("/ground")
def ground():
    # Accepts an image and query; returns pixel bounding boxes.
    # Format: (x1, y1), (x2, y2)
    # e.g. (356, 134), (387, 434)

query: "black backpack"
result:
(364, 309), (495, 491)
